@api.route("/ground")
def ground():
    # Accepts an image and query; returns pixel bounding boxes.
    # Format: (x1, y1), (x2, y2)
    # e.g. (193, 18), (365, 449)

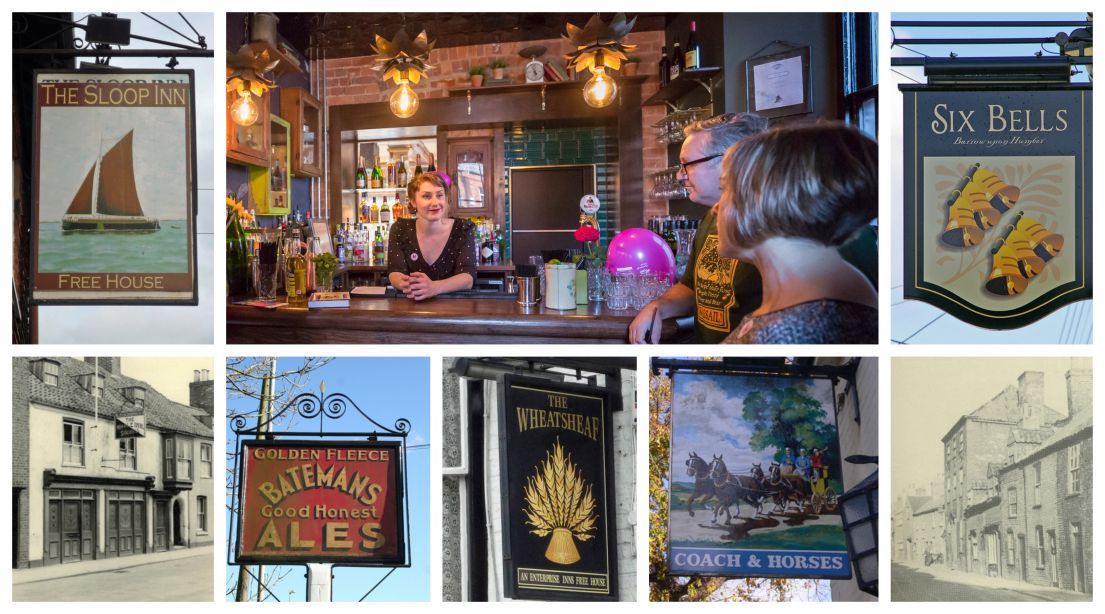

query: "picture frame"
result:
(745, 44), (812, 118)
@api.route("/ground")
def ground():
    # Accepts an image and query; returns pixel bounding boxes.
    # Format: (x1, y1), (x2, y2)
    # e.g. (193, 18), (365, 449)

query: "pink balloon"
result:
(606, 228), (676, 282)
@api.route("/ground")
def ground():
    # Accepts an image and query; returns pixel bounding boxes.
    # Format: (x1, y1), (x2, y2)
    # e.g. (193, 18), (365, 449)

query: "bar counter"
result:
(227, 296), (687, 344)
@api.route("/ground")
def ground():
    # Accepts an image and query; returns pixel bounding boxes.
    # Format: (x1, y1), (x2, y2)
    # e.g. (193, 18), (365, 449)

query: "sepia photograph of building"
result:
(892, 357), (1091, 601)
(11, 357), (215, 601)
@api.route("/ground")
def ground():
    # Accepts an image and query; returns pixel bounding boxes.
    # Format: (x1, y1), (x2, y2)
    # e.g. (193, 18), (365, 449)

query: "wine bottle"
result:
(380, 195), (392, 224)
(659, 45), (671, 87)
(355, 156), (367, 190)
(373, 226), (386, 265)
(369, 197), (380, 224)
(414, 154), (424, 176)
(285, 229), (307, 306)
(427, 155), (436, 172)
(685, 21), (700, 70)
(371, 158), (383, 189)
(397, 157), (408, 187)
(670, 43), (682, 81)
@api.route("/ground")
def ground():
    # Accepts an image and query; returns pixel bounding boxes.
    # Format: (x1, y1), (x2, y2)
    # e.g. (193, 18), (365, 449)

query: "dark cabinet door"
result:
(447, 137), (495, 218)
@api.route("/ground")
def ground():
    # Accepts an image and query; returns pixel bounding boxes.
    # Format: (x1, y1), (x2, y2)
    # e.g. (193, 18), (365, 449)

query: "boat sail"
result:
(62, 130), (159, 231)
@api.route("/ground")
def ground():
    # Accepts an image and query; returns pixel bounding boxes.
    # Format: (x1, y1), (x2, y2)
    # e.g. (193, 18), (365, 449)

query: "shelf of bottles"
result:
(653, 106), (712, 145)
(648, 215), (698, 280)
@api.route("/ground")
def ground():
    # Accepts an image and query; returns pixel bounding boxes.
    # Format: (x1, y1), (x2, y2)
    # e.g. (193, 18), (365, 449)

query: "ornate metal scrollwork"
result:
(234, 389), (410, 439)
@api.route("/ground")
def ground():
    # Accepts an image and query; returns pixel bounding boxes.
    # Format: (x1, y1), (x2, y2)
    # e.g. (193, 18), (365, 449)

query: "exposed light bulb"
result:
(230, 92), (260, 126)
(583, 66), (618, 108)
(390, 81), (420, 118)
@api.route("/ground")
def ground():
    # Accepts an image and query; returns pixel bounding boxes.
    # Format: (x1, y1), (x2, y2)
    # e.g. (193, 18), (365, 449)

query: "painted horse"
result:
(707, 455), (767, 524)
(764, 462), (812, 512)
(684, 451), (716, 517)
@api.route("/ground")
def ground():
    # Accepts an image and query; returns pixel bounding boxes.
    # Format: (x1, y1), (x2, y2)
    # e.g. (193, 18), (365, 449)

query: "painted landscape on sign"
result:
(668, 372), (849, 578)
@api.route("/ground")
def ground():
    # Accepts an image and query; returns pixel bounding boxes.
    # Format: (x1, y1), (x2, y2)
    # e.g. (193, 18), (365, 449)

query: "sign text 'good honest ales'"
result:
(237, 441), (403, 564)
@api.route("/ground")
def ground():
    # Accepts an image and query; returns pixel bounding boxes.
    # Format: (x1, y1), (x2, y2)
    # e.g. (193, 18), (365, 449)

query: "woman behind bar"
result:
(717, 123), (878, 344)
(387, 172), (476, 300)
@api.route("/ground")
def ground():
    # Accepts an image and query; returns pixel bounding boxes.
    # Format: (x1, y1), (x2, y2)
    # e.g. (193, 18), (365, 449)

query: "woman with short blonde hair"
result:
(717, 123), (878, 344)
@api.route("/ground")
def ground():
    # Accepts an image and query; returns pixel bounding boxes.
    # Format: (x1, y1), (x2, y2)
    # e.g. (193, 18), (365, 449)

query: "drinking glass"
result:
(254, 229), (281, 301)
(605, 273), (630, 311)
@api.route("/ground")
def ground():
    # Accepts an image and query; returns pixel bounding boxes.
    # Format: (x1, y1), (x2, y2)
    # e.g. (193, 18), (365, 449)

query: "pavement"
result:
(891, 562), (1091, 602)
(14, 545), (214, 601)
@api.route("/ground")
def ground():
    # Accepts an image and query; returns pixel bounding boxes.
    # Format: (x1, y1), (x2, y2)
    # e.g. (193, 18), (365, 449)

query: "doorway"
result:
(1047, 530), (1058, 587)
(1071, 523), (1086, 593)
(154, 499), (169, 552)
(172, 499), (184, 547)
(1017, 535), (1027, 581)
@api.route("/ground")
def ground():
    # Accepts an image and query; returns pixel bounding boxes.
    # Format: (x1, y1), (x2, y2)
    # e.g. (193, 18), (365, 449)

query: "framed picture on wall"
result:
(745, 44), (812, 118)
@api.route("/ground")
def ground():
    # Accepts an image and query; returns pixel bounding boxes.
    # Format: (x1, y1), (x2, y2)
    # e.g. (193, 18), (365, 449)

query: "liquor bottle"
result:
(336, 222), (346, 265)
(373, 226), (386, 265)
(387, 162), (395, 188)
(492, 224), (503, 264)
(427, 155), (436, 173)
(306, 236), (321, 294)
(355, 157), (367, 190)
(369, 197), (380, 224)
(659, 45), (671, 87)
(397, 157), (408, 187)
(371, 158), (383, 189)
(285, 229), (307, 306)
(359, 196), (369, 224)
(670, 43), (683, 81)
(353, 225), (365, 264)
(685, 21), (700, 70)
(414, 154), (424, 176)
(380, 196), (392, 224)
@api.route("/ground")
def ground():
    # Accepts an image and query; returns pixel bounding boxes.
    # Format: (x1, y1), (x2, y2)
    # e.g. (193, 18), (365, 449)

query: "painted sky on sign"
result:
(670, 373), (834, 483)
(225, 357), (430, 602)
(889, 12), (1092, 344)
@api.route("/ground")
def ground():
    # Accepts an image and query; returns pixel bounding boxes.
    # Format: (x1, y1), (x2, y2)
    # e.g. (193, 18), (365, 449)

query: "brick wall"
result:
(12, 357), (31, 568)
(323, 30), (669, 223)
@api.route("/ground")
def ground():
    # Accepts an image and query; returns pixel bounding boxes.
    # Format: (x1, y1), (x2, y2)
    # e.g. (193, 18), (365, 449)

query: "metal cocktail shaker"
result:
(514, 264), (540, 306)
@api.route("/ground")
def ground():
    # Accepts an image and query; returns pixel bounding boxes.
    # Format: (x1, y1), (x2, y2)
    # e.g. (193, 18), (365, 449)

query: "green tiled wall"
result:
(503, 122), (619, 260)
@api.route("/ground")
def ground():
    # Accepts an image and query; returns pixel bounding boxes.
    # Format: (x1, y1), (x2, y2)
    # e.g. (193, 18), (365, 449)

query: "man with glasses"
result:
(629, 112), (877, 343)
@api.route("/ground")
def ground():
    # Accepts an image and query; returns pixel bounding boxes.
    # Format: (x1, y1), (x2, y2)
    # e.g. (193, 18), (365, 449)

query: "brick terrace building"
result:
(12, 357), (214, 568)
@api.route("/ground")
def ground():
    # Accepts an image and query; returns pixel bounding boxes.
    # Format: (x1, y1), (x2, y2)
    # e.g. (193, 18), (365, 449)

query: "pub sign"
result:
(902, 86), (1092, 329)
(32, 69), (198, 305)
(499, 375), (618, 600)
(236, 440), (406, 566)
(668, 372), (851, 579)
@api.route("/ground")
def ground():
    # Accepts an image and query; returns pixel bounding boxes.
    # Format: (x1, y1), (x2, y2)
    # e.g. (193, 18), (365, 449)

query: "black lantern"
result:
(840, 455), (878, 597)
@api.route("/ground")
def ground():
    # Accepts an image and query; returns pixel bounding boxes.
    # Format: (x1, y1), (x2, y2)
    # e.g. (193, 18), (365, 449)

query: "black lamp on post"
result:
(839, 454), (878, 597)
(1055, 14), (1093, 81)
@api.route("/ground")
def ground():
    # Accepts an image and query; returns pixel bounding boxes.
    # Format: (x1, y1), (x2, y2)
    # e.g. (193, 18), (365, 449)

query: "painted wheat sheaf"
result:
(522, 438), (599, 564)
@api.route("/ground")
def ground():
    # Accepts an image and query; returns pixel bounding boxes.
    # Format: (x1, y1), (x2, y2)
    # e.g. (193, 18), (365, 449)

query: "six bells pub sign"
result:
(499, 375), (619, 600)
(235, 440), (406, 566)
(902, 85), (1092, 329)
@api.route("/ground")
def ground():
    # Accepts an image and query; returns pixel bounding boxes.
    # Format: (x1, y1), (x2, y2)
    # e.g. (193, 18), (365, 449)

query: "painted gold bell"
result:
(545, 527), (581, 564)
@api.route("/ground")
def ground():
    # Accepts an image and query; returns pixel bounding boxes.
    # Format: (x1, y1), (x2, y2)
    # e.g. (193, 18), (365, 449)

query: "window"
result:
(200, 443), (212, 478)
(126, 387), (146, 407)
(176, 437), (193, 479)
(197, 496), (208, 532)
(1068, 442), (1081, 494)
(1035, 526), (1046, 569)
(92, 374), (104, 398)
(1031, 463), (1041, 506)
(119, 437), (136, 470)
(163, 436), (175, 479)
(34, 360), (61, 386)
(986, 533), (999, 566)
(1006, 529), (1016, 565)
(63, 419), (84, 465)
(1007, 488), (1018, 518)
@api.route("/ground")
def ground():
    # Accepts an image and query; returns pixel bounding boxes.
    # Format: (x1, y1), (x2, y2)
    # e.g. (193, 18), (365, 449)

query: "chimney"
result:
(84, 357), (120, 375)
(1017, 371), (1045, 427)
(1066, 358), (1092, 419)
(189, 370), (215, 424)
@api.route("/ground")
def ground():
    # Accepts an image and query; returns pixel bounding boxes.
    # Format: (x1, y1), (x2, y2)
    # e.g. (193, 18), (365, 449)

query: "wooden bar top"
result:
(227, 296), (684, 344)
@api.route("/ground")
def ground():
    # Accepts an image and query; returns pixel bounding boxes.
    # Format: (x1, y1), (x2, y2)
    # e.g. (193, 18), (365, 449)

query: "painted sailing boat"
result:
(62, 130), (159, 231)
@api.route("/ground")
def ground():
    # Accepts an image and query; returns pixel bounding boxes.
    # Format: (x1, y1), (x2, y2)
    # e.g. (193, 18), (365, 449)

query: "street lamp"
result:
(840, 455), (878, 597)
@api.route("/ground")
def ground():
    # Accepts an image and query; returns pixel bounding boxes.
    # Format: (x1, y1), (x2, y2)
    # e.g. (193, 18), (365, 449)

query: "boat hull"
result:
(62, 215), (160, 231)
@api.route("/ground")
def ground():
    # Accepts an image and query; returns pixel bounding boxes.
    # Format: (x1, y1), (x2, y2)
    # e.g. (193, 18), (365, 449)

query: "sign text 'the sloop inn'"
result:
(236, 440), (405, 566)
(902, 85), (1092, 330)
(500, 375), (618, 600)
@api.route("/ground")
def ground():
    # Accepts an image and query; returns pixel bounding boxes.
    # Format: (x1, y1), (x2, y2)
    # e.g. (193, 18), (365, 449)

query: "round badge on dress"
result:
(411, 253), (419, 261)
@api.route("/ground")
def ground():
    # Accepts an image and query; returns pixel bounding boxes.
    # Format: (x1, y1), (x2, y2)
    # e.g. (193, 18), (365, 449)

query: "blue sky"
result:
(670, 373), (834, 484)
(225, 357), (430, 602)
(889, 12), (1092, 344)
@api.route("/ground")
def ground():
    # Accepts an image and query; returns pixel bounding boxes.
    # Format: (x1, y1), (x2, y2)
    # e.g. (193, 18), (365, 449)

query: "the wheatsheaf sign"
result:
(902, 86), (1092, 330)
(236, 440), (404, 565)
(500, 375), (618, 600)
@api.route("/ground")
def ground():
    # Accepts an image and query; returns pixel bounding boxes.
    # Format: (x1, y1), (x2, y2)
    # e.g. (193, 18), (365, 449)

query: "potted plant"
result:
(490, 58), (508, 80)
(469, 66), (486, 87)
(623, 56), (641, 77)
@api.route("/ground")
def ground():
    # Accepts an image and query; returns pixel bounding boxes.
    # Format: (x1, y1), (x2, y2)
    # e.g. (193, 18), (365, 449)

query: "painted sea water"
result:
(38, 221), (189, 273)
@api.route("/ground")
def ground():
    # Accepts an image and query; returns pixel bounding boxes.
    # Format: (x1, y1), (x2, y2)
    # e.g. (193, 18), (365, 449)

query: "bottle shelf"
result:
(641, 67), (721, 107)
